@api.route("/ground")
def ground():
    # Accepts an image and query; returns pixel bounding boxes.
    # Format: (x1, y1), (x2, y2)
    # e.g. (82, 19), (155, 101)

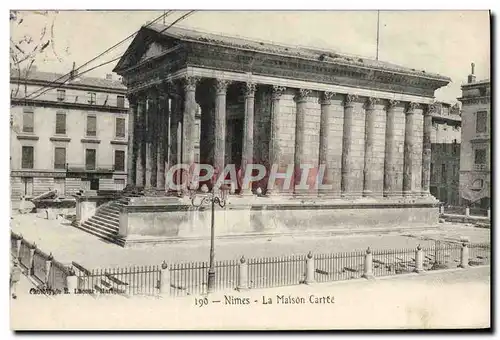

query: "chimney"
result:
(467, 62), (476, 84)
(70, 62), (78, 79)
(106, 73), (113, 81)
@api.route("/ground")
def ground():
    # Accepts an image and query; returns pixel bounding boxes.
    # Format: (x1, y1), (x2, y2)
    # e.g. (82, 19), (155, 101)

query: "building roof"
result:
(462, 78), (491, 88)
(10, 67), (127, 91)
(143, 23), (450, 81)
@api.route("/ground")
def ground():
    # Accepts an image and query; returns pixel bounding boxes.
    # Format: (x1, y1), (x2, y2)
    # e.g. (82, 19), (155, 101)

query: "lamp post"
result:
(190, 183), (231, 294)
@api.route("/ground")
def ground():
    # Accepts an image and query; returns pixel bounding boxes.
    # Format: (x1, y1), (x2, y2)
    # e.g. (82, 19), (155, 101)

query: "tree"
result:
(10, 10), (69, 132)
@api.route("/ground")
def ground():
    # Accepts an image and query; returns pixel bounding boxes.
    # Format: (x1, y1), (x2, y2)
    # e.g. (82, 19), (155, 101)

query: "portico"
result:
(109, 23), (451, 246)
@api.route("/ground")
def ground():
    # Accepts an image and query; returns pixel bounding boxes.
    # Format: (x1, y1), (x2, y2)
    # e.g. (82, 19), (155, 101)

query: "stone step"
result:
(91, 215), (119, 229)
(98, 209), (120, 218)
(84, 220), (118, 236)
(103, 205), (121, 212)
(86, 219), (119, 234)
(76, 222), (117, 243)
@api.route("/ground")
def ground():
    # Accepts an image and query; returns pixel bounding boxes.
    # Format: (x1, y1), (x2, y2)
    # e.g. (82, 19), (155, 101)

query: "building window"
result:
(21, 146), (34, 169)
(86, 115), (97, 137)
(22, 109), (34, 133)
(55, 112), (66, 135)
(88, 92), (96, 105)
(54, 147), (66, 169)
(117, 95), (125, 108)
(114, 178), (125, 191)
(474, 149), (486, 165)
(476, 111), (487, 133)
(22, 177), (34, 197)
(57, 89), (66, 101)
(115, 117), (126, 138)
(85, 149), (96, 170)
(441, 164), (446, 182)
(90, 178), (99, 190)
(114, 150), (125, 171)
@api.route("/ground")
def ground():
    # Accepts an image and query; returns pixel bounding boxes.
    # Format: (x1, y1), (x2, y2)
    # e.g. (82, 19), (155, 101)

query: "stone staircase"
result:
(72, 196), (131, 246)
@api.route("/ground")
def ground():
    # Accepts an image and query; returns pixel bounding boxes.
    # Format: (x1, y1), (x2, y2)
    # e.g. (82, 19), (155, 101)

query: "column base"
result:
(414, 268), (425, 274)
(362, 273), (375, 280)
(362, 190), (375, 197)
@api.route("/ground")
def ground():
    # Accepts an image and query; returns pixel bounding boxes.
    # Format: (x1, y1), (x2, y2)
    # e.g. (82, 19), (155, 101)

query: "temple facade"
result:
(93, 24), (453, 246)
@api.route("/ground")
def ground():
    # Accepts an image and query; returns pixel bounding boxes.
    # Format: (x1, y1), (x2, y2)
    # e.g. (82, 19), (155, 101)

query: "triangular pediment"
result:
(113, 27), (180, 74)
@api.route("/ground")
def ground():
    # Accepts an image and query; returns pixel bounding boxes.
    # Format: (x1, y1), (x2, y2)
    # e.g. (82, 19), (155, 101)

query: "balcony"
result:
(473, 164), (489, 172)
(66, 163), (115, 173)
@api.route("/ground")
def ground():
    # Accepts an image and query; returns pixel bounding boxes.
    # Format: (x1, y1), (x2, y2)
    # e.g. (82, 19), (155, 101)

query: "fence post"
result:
(15, 236), (22, 260)
(305, 252), (315, 285)
(465, 207), (470, 217)
(414, 245), (424, 273)
(66, 268), (77, 293)
(459, 243), (469, 268)
(238, 256), (249, 291)
(487, 208), (491, 219)
(439, 205), (444, 215)
(45, 253), (53, 286)
(28, 243), (36, 276)
(159, 261), (170, 297)
(362, 247), (374, 279)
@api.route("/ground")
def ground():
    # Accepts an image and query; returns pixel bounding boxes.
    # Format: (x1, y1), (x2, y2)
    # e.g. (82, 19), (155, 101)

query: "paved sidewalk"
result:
(10, 266), (490, 330)
(10, 213), (490, 268)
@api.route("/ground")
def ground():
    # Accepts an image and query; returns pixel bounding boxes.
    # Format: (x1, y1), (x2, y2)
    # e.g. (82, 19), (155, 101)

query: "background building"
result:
(430, 102), (461, 206)
(10, 67), (129, 199)
(458, 64), (490, 211)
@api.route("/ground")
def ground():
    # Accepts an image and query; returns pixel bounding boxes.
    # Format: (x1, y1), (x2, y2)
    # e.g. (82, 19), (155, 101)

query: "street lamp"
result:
(189, 183), (232, 294)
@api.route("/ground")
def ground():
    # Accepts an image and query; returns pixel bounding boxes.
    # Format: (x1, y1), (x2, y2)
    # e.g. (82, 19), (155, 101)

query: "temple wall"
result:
(327, 96), (345, 194)
(303, 93), (321, 166)
(276, 90), (296, 169)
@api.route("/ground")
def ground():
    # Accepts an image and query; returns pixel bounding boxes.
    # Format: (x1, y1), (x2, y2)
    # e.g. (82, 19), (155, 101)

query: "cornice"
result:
(10, 79), (126, 94)
(11, 99), (129, 114)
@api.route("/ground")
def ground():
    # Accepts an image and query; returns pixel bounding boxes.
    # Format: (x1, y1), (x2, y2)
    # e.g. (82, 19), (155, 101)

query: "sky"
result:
(10, 10), (491, 104)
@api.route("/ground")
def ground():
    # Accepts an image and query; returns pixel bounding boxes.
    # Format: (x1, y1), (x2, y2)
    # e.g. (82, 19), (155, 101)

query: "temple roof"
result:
(138, 23), (450, 82)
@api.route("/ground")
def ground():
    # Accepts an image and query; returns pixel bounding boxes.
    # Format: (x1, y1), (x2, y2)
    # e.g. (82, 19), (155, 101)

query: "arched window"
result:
(471, 179), (484, 191)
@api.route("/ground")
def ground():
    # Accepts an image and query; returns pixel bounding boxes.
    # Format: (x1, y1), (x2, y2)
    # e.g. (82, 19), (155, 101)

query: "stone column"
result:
(403, 102), (419, 196)
(182, 77), (199, 167)
(293, 88), (311, 195)
(421, 103), (436, 196)
(145, 93), (158, 191)
(168, 91), (182, 193)
(363, 97), (378, 197)
(267, 85), (286, 196)
(383, 100), (399, 197)
(240, 82), (256, 195)
(214, 79), (230, 179)
(126, 94), (137, 187)
(341, 94), (358, 197)
(135, 96), (146, 188)
(318, 91), (335, 196)
(156, 89), (169, 191)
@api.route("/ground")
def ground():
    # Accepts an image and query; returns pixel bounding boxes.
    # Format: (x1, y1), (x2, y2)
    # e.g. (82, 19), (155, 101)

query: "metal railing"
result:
(248, 255), (306, 288)
(10, 231), (491, 298)
(76, 266), (161, 296)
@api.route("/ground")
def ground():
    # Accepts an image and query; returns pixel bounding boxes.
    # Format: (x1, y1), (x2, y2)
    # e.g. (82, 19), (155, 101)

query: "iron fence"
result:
(18, 240), (32, 270)
(248, 255), (306, 289)
(469, 243), (490, 266)
(76, 266), (161, 296)
(48, 260), (71, 291)
(315, 251), (365, 282)
(371, 248), (415, 277)
(32, 249), (50, 284)
(170, 262), (208, 297)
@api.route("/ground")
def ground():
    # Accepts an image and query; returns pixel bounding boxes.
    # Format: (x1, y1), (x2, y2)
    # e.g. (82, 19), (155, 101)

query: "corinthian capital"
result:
(387, 99), (400, 110)
(320, 91), (335, 105)
(365, 97), (379, 110)
(243, 82), (257, 97)
(344, 94), (358, 107)
(425, 102), (439, 115)
(294, 88), (312, 103)
(183, 76), (200, 92)
(406, 102), (420, 113)
(271, 85), (286, 101)
(215, 79), (231, 94)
